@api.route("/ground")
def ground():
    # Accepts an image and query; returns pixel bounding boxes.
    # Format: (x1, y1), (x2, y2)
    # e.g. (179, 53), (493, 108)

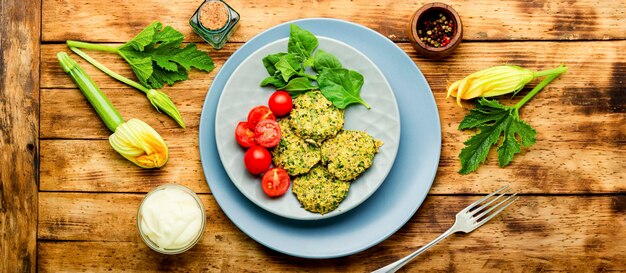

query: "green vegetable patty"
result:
(289, 90), (344, 146)
(271, 118), (320, 176)
(321, 130), (383, 181)
(291, 166), (351, 215)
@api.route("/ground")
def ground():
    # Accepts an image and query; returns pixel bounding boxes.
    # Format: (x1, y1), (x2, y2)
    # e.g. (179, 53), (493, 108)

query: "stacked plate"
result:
(199, 18), (441, 258)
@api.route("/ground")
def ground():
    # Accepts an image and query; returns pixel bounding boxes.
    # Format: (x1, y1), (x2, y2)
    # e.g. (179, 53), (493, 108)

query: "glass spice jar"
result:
(190, 0), (240, 50)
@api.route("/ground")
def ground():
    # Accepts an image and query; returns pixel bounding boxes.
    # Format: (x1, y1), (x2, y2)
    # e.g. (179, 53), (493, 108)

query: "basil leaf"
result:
(282, 77), (318, 94)
(318, 68), (370, 109)
(313, 49), (342, 72)
(288, 24), (318, 67)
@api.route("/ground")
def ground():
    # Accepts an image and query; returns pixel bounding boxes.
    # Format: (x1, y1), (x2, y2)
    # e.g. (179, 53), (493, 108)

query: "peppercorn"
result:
(417, 10), (456, 48)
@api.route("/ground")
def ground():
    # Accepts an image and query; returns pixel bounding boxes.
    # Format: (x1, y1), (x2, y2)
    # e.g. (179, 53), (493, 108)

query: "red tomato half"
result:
(254, 119), (282, 148)
(247, 106), (276, 130)
(261, 168), (291, 197)
(235, 122), (256, 148)
(268, 91), (293, 117)
(243, 146), (272, 175)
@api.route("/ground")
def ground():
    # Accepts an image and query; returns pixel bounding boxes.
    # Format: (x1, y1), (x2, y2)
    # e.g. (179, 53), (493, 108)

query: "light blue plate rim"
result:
(198, 18), (441, 259)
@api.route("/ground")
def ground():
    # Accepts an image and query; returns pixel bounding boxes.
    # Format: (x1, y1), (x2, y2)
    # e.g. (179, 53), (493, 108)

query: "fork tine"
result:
(471, 189), (510, 216)
(474, 194), (519, 229)
(462, 184), (509, 213)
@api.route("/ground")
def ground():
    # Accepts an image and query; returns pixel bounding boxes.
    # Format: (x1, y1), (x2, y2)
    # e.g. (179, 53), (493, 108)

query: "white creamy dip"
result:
(138, 185), (204, 253)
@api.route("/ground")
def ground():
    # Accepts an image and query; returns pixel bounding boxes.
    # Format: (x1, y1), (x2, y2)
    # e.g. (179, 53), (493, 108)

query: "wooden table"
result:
(2, 0), (624, 271)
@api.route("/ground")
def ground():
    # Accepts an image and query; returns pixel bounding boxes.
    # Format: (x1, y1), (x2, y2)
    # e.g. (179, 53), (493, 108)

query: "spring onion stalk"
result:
(446, 65), (568, 106)
(57, 52), (169, 168)
(69, 47), (185, 128)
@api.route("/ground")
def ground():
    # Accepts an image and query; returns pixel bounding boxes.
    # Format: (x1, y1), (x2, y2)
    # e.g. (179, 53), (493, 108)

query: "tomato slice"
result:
(247, 106), (276, 130)
(235, 122), (256, 148)
(261, 168), (291, 197)
(243, 146), (272, 175)
(268, 91), (293, 117)
(254, 119), (282, 148)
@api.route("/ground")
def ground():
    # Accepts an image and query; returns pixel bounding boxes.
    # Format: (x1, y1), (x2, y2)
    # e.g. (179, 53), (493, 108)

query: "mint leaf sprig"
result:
(458, 65), (567, 174)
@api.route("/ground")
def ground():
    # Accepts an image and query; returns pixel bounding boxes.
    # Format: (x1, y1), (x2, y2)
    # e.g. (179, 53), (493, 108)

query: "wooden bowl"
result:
(408, 2), (463, 59)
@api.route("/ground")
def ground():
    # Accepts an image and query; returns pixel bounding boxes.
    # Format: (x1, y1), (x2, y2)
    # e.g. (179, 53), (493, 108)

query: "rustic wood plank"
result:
(38, 41), (626, 194)
(38, 193), (626, 272)
(40, 139), (209, 193)
(42, 0), (626, 43)
(38, 135), (625, 194)
(0, 0), (40, 272)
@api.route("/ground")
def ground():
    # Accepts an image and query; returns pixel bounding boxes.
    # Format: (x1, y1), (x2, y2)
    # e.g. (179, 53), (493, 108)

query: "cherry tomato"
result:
(268, 91), (293, 117)
(254, 120), (282, 148)
(247, 106), (276, 130)
(261, 168), (291, 197)
(243, 146), (272, 175)
(235, 122), (256, 148)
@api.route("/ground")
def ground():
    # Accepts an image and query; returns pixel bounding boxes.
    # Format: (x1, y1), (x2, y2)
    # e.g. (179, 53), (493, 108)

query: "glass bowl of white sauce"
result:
(137, 184), (206, 254)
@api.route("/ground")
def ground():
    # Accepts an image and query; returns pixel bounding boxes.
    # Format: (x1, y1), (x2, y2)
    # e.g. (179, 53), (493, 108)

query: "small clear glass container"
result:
(137, 184), (206, 255)
(190, 0), (240, 49)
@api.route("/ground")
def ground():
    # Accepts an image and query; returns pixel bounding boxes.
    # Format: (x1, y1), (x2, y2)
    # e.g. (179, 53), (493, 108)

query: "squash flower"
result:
(58, 52), (169, 168)
(447, 65), (568, 106)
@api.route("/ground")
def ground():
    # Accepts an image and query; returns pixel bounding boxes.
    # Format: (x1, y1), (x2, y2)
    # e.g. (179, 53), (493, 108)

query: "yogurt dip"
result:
(137, 184), (205, 254)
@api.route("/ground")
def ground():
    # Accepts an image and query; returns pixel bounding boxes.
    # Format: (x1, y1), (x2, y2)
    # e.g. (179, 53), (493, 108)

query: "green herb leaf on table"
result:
(458, 98), (536, 174)
(313, 49), (342, 72)
(457, 66), (567, 174)
(287, 24), (318, 67)
(318, 68), (370, 109)
(67, 21), (214, 89)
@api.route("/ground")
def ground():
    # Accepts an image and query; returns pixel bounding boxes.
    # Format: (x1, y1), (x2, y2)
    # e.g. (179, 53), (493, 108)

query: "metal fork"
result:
(372, 185), (518, 273)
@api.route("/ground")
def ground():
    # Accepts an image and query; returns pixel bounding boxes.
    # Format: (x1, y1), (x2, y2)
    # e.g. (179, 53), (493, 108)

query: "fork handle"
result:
(371, 227), (456, 273)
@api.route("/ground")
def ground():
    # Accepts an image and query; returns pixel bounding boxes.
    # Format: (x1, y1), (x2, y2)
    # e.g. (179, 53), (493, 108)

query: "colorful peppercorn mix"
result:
(417, 12), (456, 48)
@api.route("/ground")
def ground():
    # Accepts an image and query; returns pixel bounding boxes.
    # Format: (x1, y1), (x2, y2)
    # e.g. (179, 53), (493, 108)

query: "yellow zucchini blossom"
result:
(446, 65), (567, 107)
(109, 119), (169, 168)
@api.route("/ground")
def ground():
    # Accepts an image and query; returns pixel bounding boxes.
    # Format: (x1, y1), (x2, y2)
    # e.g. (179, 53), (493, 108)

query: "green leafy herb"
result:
(260, 75), (287, 88)
(260, 24), (371, 110)
(282, 77), (318, 94)
(458, 66), (567, 174)
(313, 49), (342, 72)
(262, 53), (287, 75)
(274, 54), (302, 81)
(318, 68), (370, 109)
(288, 24), (318, 67)
(66, 21), (214, 89)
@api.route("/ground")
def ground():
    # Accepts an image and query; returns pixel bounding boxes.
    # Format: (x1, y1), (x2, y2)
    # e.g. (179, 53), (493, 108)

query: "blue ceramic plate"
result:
(199, 18), (441, 258)
(214, 36), (400, 220)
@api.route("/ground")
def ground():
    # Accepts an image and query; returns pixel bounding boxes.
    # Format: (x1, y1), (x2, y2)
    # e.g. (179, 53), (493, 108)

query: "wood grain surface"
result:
(39, 42), (626, 194)
(0, 0), (621, 271)
(0, 0), (40, 272)
(37, 193), (626, 272)
(42, 0), (626, 42)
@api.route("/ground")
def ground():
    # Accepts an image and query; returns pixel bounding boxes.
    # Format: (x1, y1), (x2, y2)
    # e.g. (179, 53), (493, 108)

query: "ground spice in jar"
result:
(199, 1), (229, 30)
(417, 12), (456, 48)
